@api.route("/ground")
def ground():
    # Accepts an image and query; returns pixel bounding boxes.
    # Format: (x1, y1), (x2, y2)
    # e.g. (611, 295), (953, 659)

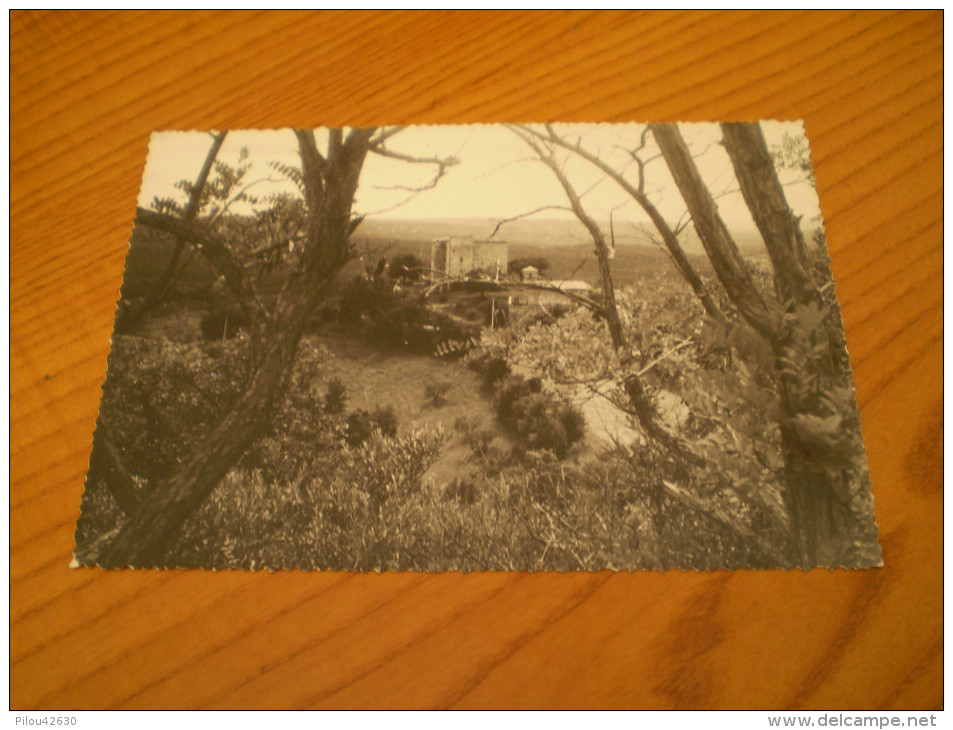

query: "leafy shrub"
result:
(333, 274), (478, 355)
(337, 275), (394, 326)
(479, 356), (511, 391)
(372, 405), (398, 438)
(512, 393), (574, 457)
(345, 405), (398, 447)
(561, 407), (587, 445)
(495, 375), (542, 425)
(92, 336), (249, 484)
(424, 381), (451, 407)
(390, 253), (422, 282)
(445, 475), (477, 505)
(241, 340), (336, 480)
(493, 374), (584, 458)
(370, 301), (433, 350)
(324, 377), (347, 414)
(345, 411), (374, 448)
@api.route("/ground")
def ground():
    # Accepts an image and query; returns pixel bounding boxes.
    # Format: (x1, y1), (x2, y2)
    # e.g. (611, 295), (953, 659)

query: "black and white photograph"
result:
(73, 121), (882, 571)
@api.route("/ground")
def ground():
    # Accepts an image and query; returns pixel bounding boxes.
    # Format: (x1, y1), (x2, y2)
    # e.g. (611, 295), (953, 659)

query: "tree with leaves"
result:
(83, 127), (456, 567)
(389, 252), (423, 282)
(503, 122), (878, 568)
(651, 122), (875, 566)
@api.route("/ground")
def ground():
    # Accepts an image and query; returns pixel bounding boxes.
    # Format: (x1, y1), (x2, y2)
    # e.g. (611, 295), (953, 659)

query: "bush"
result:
(493, 374), (584, 458)
(445, 475), (477, 505)
(337, 275), (394, 326)
(324, 378), (347, 414)
(371, 302), (433, 350)
(390, 253), (422, 282)
(372, 405), (398, 438)
(334, 274), (479, 355)
(346, 411), (374, 447)
(561, 407), (587, 445)
(169, 425), (446, 569)
(424, 380), (451, 408)
(346, 405), (398, 447)
(481, 357), (510, 391)
(91, 336), (249, 484)
(496, 375), (542, 425)
(515, 393), (573, 456)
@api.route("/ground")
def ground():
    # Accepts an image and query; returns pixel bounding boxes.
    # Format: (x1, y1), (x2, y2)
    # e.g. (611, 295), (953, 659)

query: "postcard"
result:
(73, 122), (881, 570)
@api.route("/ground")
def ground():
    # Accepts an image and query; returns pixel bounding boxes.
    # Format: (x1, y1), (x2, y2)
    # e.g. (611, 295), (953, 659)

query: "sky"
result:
(137, 121), (822, 235)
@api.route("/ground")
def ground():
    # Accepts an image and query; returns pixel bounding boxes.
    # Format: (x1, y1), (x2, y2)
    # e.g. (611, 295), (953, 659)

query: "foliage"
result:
(152, 147), (259, 228)
(423, 380), (452, 408)
(323, 377), (348, 414)
(336, 275), (394, 325)
(491, 374), (585, 458)
(92, 335), (250, 484)
(770, 132), (816, 188)
(168, 427), (446, 570)
(470, 271), (798, 551)
(345, 406), (399, 448)
(79, 288), (795, 570)
(467, 354), (511, 391)
(333, 274), (478, 355)
(127, 421), (770, 571)
(389, 253), (423, 282)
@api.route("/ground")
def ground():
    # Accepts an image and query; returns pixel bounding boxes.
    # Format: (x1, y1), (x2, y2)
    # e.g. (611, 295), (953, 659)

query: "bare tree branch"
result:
(636, 339), (693, 377)
(486, 205), (571, 239)
(522, 124), (729, 327)
(368, 126), (404, 147)
(367, 146), (459, 168)
(360, 142), (460, 215)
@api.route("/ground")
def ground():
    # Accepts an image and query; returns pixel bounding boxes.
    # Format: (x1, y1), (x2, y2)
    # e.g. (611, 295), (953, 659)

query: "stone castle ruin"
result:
(430, 236), (508, 280)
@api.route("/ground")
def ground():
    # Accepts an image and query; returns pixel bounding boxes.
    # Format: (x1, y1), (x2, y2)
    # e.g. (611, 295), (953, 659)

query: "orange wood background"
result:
(10, 10), (942, 710)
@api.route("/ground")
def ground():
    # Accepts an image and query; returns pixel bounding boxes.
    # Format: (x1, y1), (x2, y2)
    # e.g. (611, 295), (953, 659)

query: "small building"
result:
(520, 265), (539, 281)
(431, 236), (508, 280)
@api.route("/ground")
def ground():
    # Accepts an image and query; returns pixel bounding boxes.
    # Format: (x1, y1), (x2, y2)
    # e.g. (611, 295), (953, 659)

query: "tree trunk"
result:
(86, 419), (141, 516)
(720, 123), (815, 303)
(650, 124), (777, 340)
(654, 121), (876, 567)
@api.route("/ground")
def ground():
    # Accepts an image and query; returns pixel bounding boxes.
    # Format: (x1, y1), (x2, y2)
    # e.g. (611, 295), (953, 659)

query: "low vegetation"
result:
(78, 260), (812, 570)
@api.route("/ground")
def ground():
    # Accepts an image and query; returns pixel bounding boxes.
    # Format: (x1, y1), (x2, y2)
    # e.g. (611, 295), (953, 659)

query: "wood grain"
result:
(11, 10), (942, 710)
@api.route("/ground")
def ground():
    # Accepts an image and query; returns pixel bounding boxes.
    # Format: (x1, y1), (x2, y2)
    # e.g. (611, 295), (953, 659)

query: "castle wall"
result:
(471, 241), (508, 276)
(431, 237), (508, 278)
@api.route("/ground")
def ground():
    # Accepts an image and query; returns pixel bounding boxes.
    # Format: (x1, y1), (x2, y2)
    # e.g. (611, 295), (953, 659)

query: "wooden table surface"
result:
(10, 10), (942, 710)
